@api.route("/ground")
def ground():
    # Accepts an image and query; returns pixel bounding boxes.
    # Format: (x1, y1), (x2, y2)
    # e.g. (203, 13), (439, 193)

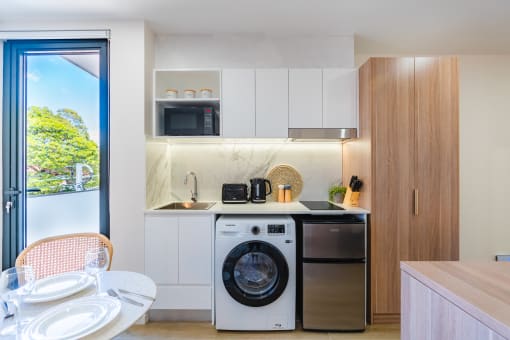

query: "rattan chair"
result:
(15, 233), (113, 280)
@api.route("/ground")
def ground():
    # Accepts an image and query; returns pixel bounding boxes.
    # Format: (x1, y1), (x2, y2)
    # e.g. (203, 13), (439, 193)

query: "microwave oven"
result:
(163, 106), (219, 136)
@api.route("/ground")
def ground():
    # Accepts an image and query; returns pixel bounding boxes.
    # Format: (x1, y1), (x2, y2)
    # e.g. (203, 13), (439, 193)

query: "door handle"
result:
(5, 201), (13, 214)
(4, 188), (21, 195)
(413, 189), (419, 216)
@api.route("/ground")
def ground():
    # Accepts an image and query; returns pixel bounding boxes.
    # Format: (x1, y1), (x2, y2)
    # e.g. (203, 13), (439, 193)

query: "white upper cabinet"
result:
(221, 69), (255, 137)
(323, 68), (358, 129)
(154, 67), (358, 138)
(289, 69), (323, 128)
(255, 69), (289, 137)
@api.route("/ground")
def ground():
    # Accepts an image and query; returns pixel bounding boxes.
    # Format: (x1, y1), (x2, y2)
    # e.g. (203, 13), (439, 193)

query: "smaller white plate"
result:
(23, 295), (121, 340)
(25, 272), (94, 303)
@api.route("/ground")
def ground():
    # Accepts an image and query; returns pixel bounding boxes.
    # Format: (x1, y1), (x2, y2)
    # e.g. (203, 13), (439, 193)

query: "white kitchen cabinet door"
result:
(323, 68), (358, 129)
(255, 69), (289, 137)
(221, 69), (255, 137)
(145, 215), (179, 285)
(289, 69), (322, 128)
(178, 216), (212, 285)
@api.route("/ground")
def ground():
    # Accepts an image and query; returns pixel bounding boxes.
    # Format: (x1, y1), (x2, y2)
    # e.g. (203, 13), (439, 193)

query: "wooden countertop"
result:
(401, 261), (510, 338)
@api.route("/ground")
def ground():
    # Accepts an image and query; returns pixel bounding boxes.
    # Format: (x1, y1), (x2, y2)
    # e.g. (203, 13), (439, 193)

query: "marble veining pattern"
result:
(146, 142), (172, 208)
(146, 142), (343, 206)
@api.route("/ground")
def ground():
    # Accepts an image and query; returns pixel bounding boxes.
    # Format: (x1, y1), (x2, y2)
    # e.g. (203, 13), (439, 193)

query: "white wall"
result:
(107, 21), (148, 273)
(145, 24), (155, 136)
(0, 21), (150, 273)
(0, 42), (3, 261)
(155, 34), (354, 68)
(459, 56), (510, 260)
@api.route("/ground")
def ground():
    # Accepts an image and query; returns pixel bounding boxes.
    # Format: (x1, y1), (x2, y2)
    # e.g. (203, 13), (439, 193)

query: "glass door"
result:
(2, 40), (109, 269)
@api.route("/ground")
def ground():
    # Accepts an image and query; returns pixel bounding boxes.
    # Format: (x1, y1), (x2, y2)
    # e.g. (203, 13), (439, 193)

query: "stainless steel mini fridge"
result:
(301, 216), (366, 331)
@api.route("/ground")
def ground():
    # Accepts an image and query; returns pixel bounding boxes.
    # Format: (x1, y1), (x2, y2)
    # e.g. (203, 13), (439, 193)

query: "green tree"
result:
(57, 108), (90, 138)
(27, 106), (99, 194)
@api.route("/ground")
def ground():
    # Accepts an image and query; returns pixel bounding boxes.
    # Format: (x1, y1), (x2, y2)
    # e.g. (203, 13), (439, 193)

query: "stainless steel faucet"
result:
(184, 171), (198, 202)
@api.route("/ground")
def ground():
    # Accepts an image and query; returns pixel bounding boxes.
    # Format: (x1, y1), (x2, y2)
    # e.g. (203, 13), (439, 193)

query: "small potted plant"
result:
(328, 185), (347, 203)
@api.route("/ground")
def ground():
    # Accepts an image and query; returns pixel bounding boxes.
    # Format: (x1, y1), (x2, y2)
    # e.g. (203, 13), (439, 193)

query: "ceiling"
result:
(1, 0), (509, 54)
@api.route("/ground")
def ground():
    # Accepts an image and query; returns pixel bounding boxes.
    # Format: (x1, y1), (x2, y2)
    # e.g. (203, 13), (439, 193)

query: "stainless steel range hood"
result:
(288, 128), (357, 140)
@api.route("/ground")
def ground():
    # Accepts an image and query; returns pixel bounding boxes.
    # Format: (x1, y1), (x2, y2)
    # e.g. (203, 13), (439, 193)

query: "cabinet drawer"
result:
(303, 222), (365, 259)
(152, 285), (212, 310)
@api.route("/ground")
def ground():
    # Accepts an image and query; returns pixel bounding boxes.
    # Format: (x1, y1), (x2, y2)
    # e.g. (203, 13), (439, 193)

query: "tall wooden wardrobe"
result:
(343, 57), (459, 323)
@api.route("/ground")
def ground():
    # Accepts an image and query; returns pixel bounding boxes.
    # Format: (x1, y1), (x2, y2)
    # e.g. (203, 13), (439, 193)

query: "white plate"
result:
(23, 295), (121, 340)
(25, 272), (94, 303)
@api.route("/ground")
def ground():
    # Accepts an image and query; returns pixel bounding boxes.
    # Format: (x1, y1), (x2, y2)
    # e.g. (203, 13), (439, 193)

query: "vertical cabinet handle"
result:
(414, 189), (419, 216)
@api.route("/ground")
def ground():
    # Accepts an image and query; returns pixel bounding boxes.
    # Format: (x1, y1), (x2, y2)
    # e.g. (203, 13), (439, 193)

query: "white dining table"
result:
(2, 271), (156, 340)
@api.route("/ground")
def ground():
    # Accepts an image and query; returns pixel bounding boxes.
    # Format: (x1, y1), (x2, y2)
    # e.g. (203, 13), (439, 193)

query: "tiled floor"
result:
(119, 322), (400, 339)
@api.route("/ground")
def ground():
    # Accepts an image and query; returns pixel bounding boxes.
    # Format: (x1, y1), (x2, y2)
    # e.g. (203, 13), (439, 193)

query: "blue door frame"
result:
(2, 39), (110, 269)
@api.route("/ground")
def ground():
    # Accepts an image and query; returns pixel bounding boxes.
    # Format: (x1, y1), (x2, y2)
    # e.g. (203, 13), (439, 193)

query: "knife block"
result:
(343, 188), (360, 207)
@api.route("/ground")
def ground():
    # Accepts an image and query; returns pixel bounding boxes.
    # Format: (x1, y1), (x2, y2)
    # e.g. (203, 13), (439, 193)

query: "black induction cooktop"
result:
(300, 201), (345, 210)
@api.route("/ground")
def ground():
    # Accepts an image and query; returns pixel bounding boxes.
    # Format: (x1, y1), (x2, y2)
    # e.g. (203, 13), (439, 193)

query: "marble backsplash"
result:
(146, 142), (172, 209)
(146, 141), (343, 208)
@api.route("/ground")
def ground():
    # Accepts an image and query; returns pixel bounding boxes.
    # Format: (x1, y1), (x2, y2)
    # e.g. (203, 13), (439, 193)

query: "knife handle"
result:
(413, 189), (419, 216)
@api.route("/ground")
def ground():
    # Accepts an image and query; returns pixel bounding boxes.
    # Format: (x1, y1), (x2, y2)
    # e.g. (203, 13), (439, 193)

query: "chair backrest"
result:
(15, 233), (113, 280)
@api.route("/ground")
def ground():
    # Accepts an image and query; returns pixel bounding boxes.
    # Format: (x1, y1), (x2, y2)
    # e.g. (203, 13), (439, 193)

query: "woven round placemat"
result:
(266, 164), (303, 202)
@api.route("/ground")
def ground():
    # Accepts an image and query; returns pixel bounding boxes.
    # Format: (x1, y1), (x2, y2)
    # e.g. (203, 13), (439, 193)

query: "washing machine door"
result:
(222, 240), (289, 307)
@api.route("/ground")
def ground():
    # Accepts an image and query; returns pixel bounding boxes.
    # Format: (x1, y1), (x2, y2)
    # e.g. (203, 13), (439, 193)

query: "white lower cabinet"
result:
(145, 216), (179, 285)
(145, 214), (213, 310)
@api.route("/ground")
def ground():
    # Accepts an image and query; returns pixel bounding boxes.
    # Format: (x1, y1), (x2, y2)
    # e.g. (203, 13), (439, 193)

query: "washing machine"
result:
(215, 215), (296, 331)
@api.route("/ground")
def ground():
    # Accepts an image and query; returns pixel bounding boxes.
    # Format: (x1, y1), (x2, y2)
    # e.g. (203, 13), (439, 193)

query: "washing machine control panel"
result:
(268, 224), (286, 234)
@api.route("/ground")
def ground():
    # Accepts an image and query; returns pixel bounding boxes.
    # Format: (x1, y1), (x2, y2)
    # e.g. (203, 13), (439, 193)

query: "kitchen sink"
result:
(156, 202), (216, 210)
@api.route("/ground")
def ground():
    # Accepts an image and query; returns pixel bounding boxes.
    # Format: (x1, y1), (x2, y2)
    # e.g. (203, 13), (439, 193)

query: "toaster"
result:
(222, 184), (248, 204)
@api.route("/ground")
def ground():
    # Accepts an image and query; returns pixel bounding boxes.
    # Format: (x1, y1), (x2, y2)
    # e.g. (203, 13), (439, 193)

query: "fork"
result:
(107, 288), (144, 307)
(118, 288), (155, 301)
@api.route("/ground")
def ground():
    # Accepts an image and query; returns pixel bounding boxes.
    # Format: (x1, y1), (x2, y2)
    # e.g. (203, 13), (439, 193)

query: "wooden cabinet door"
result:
(178, 216), (213, 285)
(371, 58), (415, 316)
(323, 68), (358, 129)
(145, 215), (179, 285)
(255, 69), (289, 137)
(289, 69), (322, 128)
(221, 69), (255, 137)
(413, 57), (459, 261)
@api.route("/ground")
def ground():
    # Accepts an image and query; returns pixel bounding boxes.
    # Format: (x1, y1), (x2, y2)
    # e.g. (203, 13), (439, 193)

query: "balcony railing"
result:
(26, 189), (99, 245)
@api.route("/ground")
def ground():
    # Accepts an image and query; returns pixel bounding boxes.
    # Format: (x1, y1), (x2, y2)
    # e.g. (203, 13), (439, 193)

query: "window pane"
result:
(26, 53), (100, 244)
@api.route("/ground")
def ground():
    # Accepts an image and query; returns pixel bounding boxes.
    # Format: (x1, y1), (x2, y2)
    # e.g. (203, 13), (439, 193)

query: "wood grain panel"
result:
(402, 262), (510, 339)
(371, 58), (415, 315)
(126, 321), (401, 339)
(414, 57), (459, 261)
(372, 313), (401, 324)
(342, 60), (372, 209)
(346, 57), (459, 324)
